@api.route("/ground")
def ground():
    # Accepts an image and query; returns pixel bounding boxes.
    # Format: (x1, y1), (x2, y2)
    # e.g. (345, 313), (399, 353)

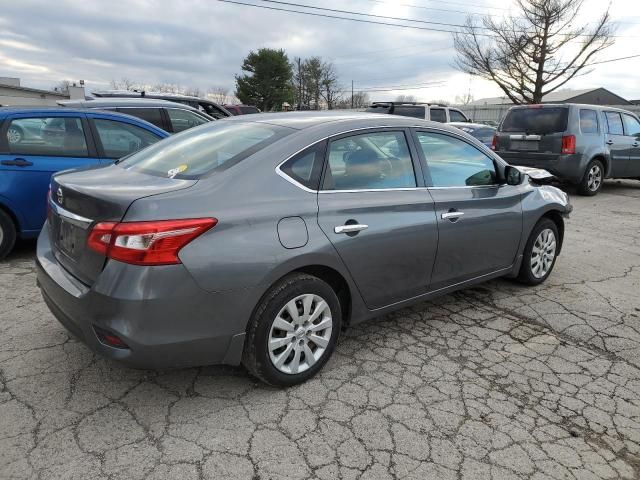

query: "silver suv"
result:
(494, 103), (640, 195)
(366, 102), (470, 123)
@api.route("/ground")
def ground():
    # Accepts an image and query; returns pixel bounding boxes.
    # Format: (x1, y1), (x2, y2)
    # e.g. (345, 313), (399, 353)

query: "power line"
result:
(588, 53), (640, 65)
(215, 0), (491, 35)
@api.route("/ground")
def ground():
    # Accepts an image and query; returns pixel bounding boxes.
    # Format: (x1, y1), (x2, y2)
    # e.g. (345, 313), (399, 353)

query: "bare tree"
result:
(455, 92), (475, 105)
(395, 94), (417, 102)
(319, 61), (342, 110)
(453, 0), (614, 104)
(208, 86), (230, 104)
(52, 80), (73, 93)
(110, 78), (138, 91)
(184, 86), (202, 97)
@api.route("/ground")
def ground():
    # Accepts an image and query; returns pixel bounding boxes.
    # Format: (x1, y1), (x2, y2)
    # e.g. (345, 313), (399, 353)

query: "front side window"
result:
(604, 112), (624, 135)
(417, 132), (497, 187)
(6, 117), (88, 157)
(167, 109), (209, 133)
(119, 121), (291, 179)
(622, 114), (640, 138)
(394, 106), (425, 119)
(429, 108), (446, 123)
(280, 141), (326, 190)
(117, 108), (164, 129)
(449, 110), (468, 122)
(93, 119), (162, 158)
(323, 131), (416, 190)
(579, 109), (599, 134)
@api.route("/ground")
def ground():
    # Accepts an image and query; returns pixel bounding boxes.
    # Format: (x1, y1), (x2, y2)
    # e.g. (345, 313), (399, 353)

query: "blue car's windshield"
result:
(118, 121), (292, 179)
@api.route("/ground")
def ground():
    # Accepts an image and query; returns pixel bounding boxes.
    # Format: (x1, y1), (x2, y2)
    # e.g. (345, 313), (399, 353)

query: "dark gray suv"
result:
(494, 104), (640, 195)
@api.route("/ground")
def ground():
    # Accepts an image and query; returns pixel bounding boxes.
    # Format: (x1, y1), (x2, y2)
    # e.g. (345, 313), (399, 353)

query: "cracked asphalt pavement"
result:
(1, 180), (639, 480)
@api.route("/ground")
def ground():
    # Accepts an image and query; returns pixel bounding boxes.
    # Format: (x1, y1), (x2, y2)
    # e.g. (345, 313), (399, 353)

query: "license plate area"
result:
(49, 209), (87, 258)
(510, 140), (539, 151)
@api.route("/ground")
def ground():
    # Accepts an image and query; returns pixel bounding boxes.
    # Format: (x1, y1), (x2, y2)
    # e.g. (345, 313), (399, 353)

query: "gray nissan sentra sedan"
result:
(37, 111), (571, 386)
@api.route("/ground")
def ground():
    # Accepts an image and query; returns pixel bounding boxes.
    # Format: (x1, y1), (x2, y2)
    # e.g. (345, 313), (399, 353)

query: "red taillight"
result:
(491, 134), (497, 150)
(87, 218), (217, 265)
(561, 135), (576, 154)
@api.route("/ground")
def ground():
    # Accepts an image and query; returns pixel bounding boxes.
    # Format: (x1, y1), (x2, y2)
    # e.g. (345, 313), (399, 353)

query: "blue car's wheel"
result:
(0, 209), (17, 260)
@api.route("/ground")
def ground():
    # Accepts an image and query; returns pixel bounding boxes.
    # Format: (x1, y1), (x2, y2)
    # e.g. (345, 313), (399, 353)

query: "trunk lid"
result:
(48, 164), (196, 285)
(497, 106), (568, 157)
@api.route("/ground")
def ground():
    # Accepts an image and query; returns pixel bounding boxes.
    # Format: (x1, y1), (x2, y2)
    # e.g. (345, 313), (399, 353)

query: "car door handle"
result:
(334, 224), (368, 234)
(442, 211), (465, 221)
(605, 140), (614, 145)
(1, 158), (33, 167)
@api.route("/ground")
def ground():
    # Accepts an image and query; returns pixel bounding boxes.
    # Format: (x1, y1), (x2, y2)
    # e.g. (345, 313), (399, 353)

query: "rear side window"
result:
(622, 114), (640, 137)
(6, 117), (88, 157)
(119, 122), (291, 179)
(93, 119), (162, 158)
(449, 110), (468, 122)
(323, 131), (416, 190)
(501, 107), (568, 134)
(604, 112), (624, 135)
(280, 141), (326, 190)
(240, 106), (260, 114)
(166, 108), (208, 133)
(117, 108), (164, 129)
(429, 108), (446, 123)
(394, 106), (424, 119)
(579, 109), (599, 134)
(365, 105), (391, 114)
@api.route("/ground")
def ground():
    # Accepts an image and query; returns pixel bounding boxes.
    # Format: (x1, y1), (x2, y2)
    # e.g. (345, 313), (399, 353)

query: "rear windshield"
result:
(118, 121), (292, 179)
(501, 107), (568, 134)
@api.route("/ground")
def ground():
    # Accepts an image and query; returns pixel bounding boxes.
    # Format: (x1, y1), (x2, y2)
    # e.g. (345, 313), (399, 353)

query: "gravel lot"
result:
(1, 180), (639, 480)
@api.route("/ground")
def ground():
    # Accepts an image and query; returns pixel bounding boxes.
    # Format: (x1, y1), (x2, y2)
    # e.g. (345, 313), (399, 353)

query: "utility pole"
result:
(351, 80), (354, 109)
(297, 57), (302, 110)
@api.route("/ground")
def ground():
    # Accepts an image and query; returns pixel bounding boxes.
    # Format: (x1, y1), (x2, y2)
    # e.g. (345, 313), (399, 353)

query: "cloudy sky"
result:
(1, 0), (638, 103)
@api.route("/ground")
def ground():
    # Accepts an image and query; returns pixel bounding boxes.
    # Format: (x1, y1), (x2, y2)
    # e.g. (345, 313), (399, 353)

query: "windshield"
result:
(501, 107), (568, 134)
(118, 121), (292, 179)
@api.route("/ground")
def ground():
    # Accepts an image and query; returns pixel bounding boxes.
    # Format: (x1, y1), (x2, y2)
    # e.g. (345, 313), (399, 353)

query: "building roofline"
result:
(0, 83), (68, 97)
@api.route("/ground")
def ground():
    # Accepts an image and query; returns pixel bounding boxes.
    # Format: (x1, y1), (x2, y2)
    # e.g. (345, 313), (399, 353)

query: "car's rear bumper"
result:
(499, 152), (584, 183)
(36, 225), (255, 369)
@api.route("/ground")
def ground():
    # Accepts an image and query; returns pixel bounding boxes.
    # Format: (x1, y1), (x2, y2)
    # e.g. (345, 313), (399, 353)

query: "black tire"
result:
(242, 273), (342, 387)
(577, 159), (604, 196)
(6, 125), (23, 144)
(0, 209), (17, 260)
(517, 218), (559, 285)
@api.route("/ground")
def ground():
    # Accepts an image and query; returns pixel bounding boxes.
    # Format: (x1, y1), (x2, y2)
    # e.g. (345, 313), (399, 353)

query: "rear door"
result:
(622, 113), (640, 177)
(0, 113), (97, 234)
(413, 129), (522, 290)
(115, 107), (168, 131)
(603, 111), (632, 177)
(316, 129), (439, 310)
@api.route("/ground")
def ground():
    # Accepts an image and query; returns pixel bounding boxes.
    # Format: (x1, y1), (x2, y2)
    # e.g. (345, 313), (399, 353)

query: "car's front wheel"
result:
(577, 159), (604, 196)
(242, 273), (341, 387)
(517, 218), (559, 285)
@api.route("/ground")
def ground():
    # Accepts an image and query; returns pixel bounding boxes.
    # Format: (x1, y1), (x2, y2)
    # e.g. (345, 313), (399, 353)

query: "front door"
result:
(603, 111), (632, 177)
(413, 129), (523, 290)
(316, 129), (439, 310)
(622, 113), (640, 177)
(0, 114), (97, 234)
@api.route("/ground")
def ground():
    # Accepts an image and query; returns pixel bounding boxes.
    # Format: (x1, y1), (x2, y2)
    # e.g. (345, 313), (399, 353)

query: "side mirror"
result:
(505, 165), (522, 185)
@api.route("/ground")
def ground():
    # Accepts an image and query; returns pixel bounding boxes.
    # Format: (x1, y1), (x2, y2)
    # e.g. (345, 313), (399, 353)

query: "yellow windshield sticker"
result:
(167, 164), (188, 178)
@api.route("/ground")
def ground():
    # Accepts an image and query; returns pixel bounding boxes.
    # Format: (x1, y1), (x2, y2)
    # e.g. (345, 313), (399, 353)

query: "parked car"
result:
(91, 90), (231, 119)
(448, 122), (497, 148)
(493, 103), (640, 195)
(366, 102), (470, 123)
(0, 107), (169, 259)
(37, 111), (571, 386)
(223, 104), (261, 115)
(59, 98), (213, 134)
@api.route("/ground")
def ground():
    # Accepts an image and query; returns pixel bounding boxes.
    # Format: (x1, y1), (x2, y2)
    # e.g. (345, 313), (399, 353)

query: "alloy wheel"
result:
(268, 293), (333, 375)
(587, 164), (602, 192)
(7, 128), (22, 144)
(530, 228), (556, 279)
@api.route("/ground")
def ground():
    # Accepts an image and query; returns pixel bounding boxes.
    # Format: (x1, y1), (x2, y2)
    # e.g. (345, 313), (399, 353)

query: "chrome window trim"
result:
(48, 199), (93, 228)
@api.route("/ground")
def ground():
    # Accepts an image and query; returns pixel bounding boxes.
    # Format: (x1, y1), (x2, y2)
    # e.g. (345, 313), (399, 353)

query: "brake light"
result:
(87, 218), (217, 265)
(561, 135), (576, 154)
(491, 134), (497, 150)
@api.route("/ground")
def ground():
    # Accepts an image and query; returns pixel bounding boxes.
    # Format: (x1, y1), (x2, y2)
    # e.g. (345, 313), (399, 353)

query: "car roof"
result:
(506, 103), (637, 116)
(0, 106), (169, 135)
(223, 110), (468, 133)
(59, 97), (204, 110)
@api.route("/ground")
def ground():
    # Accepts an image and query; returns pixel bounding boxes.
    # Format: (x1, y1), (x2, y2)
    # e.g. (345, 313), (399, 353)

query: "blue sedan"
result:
(0, 107), (169, 259)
